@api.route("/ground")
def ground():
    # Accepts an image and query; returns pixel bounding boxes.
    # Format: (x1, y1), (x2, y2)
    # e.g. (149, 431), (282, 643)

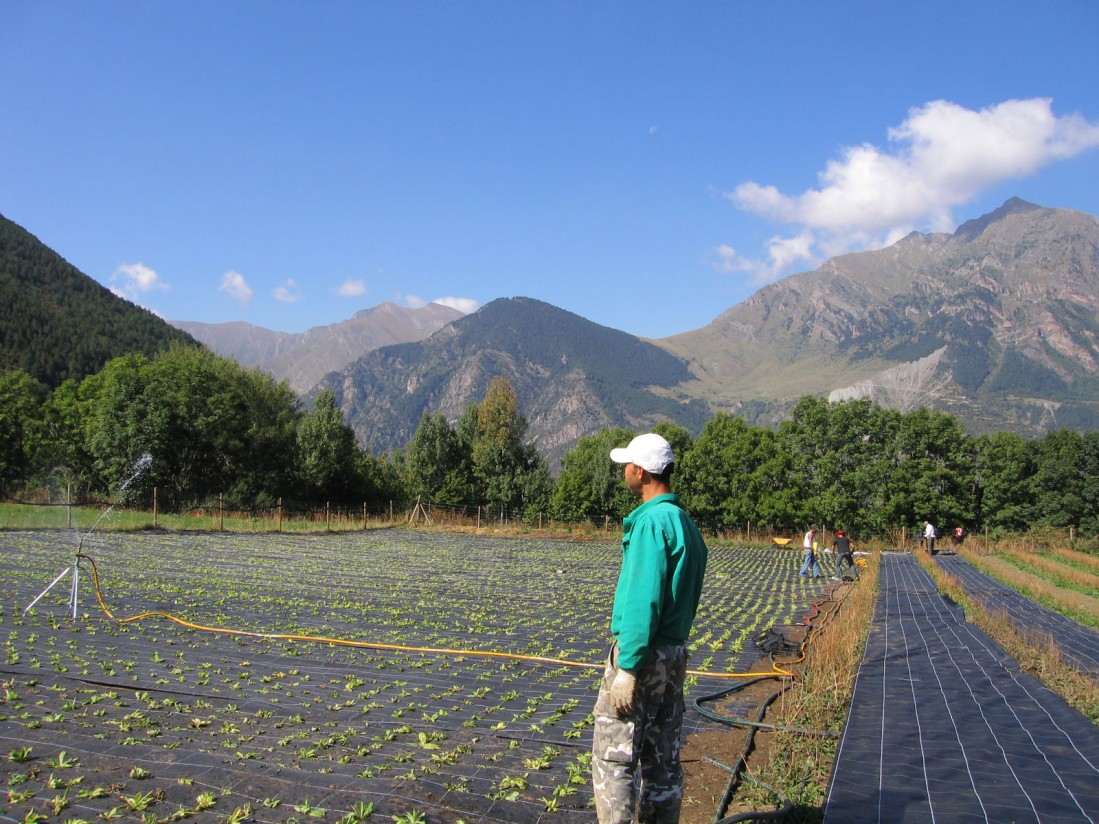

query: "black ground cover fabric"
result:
(0, 529), (828, 823)
(824, 553), (1099, 824)
(934, 554), (1099, 678)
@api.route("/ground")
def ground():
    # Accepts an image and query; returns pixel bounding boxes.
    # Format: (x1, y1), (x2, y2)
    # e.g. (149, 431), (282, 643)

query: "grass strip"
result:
(730, 555), (880, 815)
(1051, 547), (1099, 576)
(995, 546), (1099, 594)
(963, 551), (1099, 631)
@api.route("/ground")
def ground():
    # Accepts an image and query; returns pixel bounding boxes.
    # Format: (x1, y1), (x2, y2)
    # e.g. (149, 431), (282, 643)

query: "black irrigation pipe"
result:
(694, 676), (793, 824)
(695, 677), (839, 739)
(693, 584), (849, 823)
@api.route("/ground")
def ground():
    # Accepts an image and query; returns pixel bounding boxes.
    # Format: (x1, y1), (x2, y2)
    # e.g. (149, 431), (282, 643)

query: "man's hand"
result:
(608, 669), (637, 716)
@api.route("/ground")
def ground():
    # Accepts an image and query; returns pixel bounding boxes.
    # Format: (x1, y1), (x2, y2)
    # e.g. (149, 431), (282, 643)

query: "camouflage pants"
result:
(592, 642), (688, 823)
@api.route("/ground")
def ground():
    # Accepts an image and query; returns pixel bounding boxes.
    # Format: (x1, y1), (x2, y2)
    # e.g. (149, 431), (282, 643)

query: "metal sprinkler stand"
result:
(24, 453), (153, 623)
(24, 551), (84, 621)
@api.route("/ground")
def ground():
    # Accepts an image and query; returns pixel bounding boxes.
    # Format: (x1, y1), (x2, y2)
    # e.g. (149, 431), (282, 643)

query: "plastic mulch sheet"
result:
(934, 554), (1099, 678)
(0, 529), (828, 823)
(824, 553), (1099, 824)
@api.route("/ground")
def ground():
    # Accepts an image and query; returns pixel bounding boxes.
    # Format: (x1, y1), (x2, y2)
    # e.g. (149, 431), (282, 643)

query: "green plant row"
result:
(0, 529), (833, 822)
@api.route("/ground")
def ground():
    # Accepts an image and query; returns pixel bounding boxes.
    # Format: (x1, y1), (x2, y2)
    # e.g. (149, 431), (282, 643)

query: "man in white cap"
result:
(592, 432), (708, 823)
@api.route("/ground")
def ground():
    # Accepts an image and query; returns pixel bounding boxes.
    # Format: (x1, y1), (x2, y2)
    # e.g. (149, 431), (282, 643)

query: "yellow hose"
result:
(79, 552), (793, 680)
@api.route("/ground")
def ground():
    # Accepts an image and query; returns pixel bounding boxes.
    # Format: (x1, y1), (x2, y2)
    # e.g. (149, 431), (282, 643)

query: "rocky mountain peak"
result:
(662, 199), (1099, 432)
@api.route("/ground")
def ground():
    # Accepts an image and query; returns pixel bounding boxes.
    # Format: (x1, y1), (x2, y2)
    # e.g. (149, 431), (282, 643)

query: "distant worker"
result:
(924, 520), (937, 555)
(593, 433), (708, 823)
(800, 524), (823, 578)
(952, 526), (967, 547)
(834, 529), (859, 580)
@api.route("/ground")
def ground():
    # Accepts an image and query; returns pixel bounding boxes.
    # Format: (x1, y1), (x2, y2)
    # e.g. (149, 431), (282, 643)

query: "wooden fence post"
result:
(153, 487), (158, 529)
(219, 493), (224, 531)
(277, 497), (283, 532)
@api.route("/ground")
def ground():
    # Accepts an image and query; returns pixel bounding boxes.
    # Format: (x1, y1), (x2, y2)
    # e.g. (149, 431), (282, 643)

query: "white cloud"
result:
(398, 294), (477, 314)
(432, 297), (478, 314)
(110, 262), (167, 300)
(720, 98), (1099, 284)
(336, 278), (367, 297)
(708, 232), (817, 287)
(219, 271), (254, 305)
(274, 279), (300, 303)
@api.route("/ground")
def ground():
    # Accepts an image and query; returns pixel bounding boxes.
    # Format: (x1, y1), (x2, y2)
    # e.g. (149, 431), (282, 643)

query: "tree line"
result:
(2, 344), (1097, 537)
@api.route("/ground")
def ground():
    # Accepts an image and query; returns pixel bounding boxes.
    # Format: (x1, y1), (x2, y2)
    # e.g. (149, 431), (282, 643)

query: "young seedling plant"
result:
(0, 529), (830, 822)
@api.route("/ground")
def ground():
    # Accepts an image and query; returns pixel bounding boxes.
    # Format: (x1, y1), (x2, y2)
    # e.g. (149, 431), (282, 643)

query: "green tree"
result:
(86, 346), (303, 507)
(361, 450), (406, 509)
(1079, 432), (1099, 535)
(135, 345), (254, 502)
(1031, 429), (1086, 529)
(775, 396), (833, 527)
(814, 400), (899, 535)
(0, 369), (47, 492)
(747, 428), (801, 529)
(37, 376), (103, 497)
(972, 431), (1033, 535)
(885, 407), (974, 533)
(551, 427), (637, 523)
(231, 370), (300, 502)
(469, 378), (549, 514)
(515, 447), (554, 518)
(678, 414), (771, 529)
(403, 411), (470, 506)
(84, 353), (151, 498)
(296, 389), (362, 503)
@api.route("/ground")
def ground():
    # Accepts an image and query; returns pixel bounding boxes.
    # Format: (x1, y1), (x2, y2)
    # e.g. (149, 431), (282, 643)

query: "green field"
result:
(0, 528), (829, 823)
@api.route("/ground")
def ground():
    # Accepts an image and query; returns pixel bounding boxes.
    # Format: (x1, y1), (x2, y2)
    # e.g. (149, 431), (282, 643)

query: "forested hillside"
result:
(0, 214), (197, 387)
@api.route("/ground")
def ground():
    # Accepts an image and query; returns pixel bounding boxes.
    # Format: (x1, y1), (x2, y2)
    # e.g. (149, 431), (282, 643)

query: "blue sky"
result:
(2, 1), (1098, 339)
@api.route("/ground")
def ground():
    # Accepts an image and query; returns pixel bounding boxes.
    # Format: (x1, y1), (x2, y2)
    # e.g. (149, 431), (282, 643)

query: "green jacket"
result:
(611, 493), (708, 671)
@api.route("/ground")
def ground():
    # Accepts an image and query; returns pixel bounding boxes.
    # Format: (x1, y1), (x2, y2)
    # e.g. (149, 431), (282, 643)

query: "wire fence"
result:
(19, 484), (1075, 550)
(1, 487), (813, 544)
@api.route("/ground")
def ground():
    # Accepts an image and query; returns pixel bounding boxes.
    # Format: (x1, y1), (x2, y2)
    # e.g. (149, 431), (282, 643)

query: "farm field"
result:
(825, 552), (1099, 823)
(0, 528), (831, 823)
(961, 544), (1099, 632)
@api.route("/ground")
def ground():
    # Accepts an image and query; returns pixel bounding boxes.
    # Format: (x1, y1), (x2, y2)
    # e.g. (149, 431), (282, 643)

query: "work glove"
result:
(608, 669), (637, 716)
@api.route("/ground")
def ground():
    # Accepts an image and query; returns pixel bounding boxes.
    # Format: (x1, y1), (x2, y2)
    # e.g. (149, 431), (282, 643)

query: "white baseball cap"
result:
(610, 433), (675, 474)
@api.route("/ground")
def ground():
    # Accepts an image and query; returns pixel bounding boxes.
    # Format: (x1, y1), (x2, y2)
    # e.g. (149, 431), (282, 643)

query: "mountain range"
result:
(661, 198), (1099, 433)
(4, 198), (1097, 467)
(173, 302), (463, 393)
(295, 198), (1098, 462)
(311, 296), (714, 464)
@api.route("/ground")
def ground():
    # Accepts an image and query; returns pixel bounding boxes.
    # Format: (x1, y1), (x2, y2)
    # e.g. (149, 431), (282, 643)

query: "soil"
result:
(680, 668), (798, 824)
